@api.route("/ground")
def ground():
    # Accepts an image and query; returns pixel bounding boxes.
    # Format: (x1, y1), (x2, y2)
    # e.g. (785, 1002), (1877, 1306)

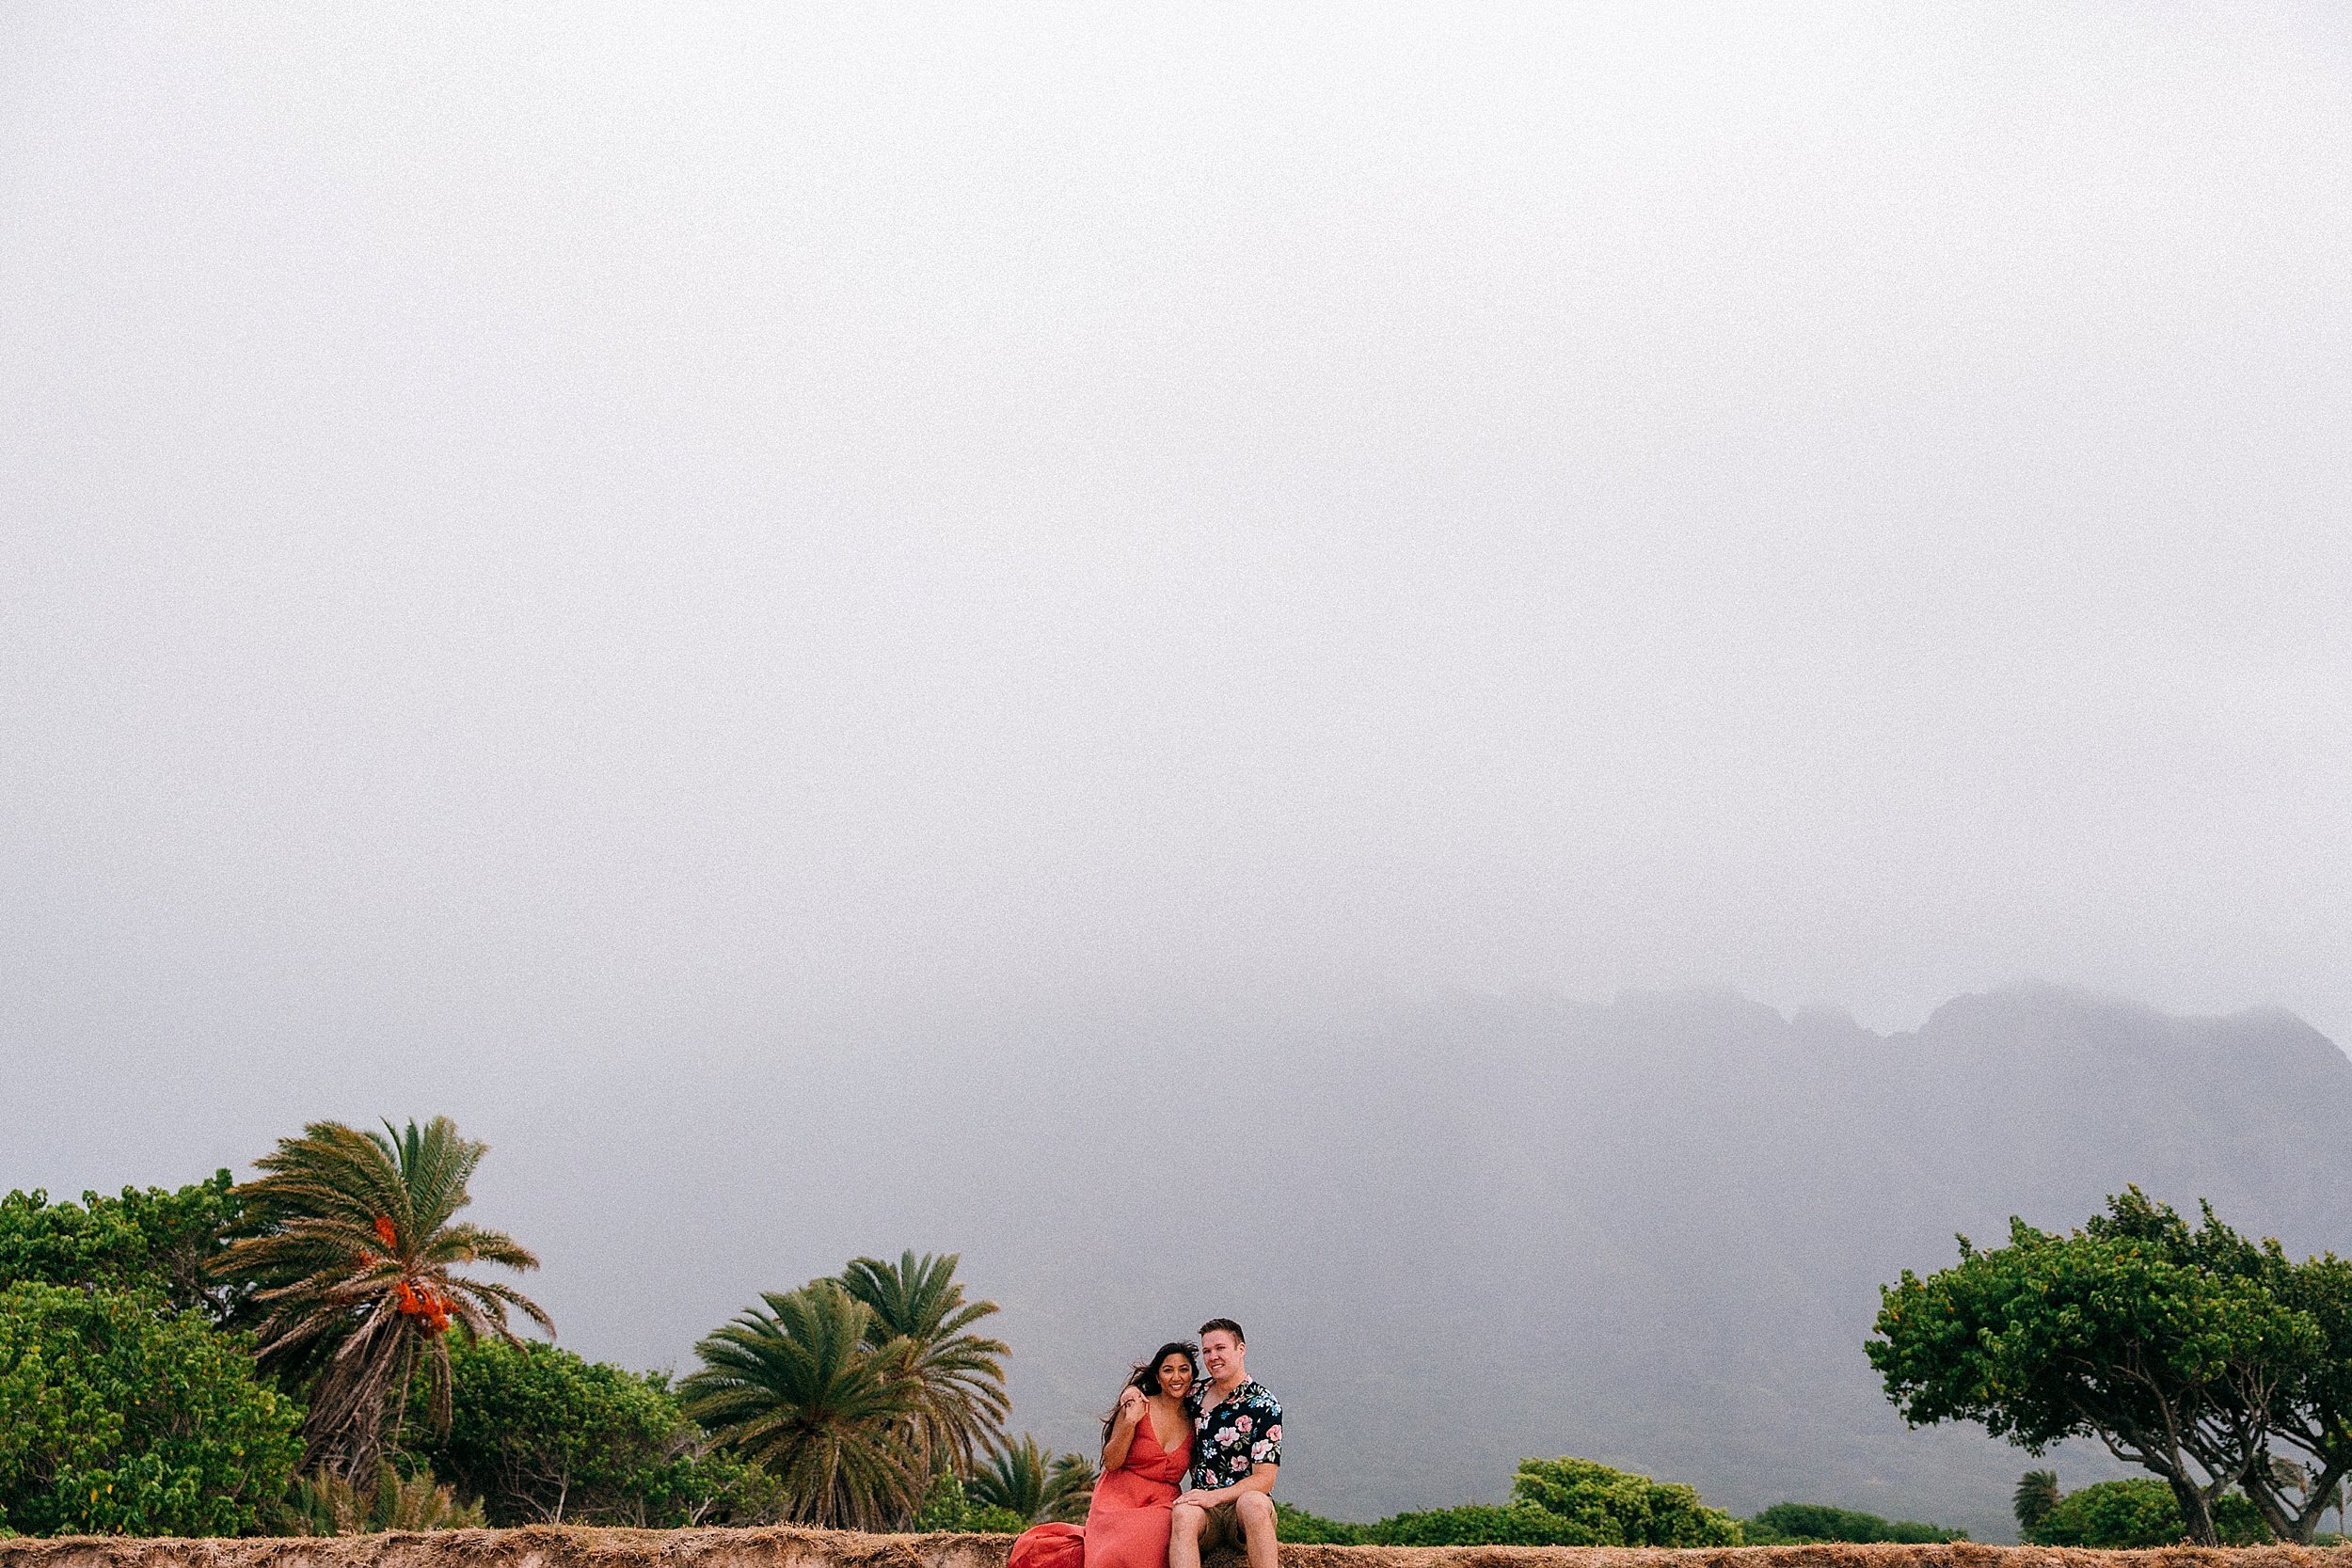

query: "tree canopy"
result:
(405, 1337), (776, 1527)
(0, 1174), (244, 1319)
(1869, 1187), (2352, 1543)
(0, 1282), (303, 1538)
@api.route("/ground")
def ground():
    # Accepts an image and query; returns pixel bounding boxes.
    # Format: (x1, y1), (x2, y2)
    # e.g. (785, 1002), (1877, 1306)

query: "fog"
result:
(4, 2), (2350, 1528)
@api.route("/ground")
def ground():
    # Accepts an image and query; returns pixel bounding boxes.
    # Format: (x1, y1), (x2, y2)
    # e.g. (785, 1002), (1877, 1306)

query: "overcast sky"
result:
(7, 3), (2350, 1167)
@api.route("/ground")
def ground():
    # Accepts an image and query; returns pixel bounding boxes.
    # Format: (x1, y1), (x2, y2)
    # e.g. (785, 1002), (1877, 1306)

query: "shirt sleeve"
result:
(1248, 1394), (1283, 1467)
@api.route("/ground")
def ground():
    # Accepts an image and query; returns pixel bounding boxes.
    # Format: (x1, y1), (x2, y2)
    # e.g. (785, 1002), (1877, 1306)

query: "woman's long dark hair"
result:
(1100, 1340), (1201, 1444)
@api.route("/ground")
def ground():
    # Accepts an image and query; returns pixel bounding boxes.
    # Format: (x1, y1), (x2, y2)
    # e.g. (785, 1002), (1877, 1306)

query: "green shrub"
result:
(2028, 1479), (2269, 1547)
(1375, 1502), (1607, 1545)
(914, 1473), (973, 1531)
(964, 1504), (1030, 1533)
(1274, 1500), (1370, 1544)
(0, 1282), (302, 1537)
(403, 1337), (776, 1527)
(1508, 1455), (1744, 1546)
(281, 1463), (484, 1534)
(1745, 1501), (1965, 1544)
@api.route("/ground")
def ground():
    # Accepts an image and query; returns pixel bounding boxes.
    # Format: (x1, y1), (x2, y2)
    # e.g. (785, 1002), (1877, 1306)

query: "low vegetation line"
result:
(0, 1528), (2349, 1568)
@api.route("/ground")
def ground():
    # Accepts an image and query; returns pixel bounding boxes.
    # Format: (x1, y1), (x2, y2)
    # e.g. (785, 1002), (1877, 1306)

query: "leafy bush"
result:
(0, 1175), (242, 1319)
(906, 1472), (1025, 1534)
(2028, 1479), (2269, 1547)
(1508, 1455), (1744, 1546)
(964, 1504), (1030, 1533)
(0, 1282), (303, 1537)
(1744, 1501), (1965, 1543)
(403, 1337), (776, 1527)
(1375, 1502), (1608, 1545)
(1273, 1500), (1370, 1544)
(1280, 1457), (1744, 1548)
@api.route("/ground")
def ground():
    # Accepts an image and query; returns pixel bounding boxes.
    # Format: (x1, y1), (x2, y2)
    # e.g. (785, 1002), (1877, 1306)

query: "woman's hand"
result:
(1116, 1386), (1146, 1423)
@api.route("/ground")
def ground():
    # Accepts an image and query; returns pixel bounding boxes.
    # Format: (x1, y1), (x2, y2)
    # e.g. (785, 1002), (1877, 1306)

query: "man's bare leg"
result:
(1169, 1503), (1207, 1568)
(1234, 1494), (1278, 1568)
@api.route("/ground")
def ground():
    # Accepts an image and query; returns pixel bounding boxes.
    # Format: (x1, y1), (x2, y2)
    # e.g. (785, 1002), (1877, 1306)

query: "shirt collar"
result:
(1205, 1378), (1261, 1412)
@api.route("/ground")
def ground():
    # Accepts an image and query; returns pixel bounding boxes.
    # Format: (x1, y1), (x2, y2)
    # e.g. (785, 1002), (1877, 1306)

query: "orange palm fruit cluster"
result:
(394, 1276), (455, 1334)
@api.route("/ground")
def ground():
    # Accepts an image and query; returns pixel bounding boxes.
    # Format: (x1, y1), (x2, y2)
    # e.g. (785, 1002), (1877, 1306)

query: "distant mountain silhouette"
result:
(929, 985), (2352, 1541)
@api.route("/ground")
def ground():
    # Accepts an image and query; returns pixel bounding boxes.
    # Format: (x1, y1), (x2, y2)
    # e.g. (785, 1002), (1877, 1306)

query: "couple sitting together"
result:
(1011, 1319), (1283, 1568)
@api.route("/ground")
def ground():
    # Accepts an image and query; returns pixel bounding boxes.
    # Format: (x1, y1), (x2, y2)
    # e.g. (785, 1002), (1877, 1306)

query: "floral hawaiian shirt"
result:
(1188, 1379), (1283, 1490)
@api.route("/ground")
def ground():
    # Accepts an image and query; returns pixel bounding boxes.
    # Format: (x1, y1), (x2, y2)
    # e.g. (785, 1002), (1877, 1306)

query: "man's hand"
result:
(1174, 1488), (1222, 1510)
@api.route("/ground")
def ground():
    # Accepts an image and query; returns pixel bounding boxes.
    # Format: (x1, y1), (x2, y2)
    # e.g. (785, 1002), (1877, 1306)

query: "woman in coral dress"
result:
(1009, 1343), (1199, 1568)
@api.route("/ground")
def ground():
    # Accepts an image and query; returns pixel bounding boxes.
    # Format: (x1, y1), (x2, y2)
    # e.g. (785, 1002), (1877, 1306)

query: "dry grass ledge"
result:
(6, 1531), (2352, 1568)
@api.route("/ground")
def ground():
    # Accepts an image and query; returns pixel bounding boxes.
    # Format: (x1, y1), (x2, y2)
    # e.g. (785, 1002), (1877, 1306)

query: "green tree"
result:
(2012, 1469), (2060, 1534)
(1507, 1455), (1743, 1546)
(0, 1173), (244, 1319)
(218, 1117), (554, 1481)
(1867, 1189), (2320, 1544)
(401, 1337), (777, 1527)
(2027, 1478), (2269, 1546)
(968, 1433), (1093, 1525)
(0, 1282), (303, 1537)
(680, 1278), (924, 1528)
(838, 1252), (1010, 1477)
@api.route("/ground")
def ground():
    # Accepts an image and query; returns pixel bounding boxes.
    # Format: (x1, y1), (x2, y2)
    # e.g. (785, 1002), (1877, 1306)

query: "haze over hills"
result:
(9, 984), (2341, 1544)
(580, 983), (2343, 1544)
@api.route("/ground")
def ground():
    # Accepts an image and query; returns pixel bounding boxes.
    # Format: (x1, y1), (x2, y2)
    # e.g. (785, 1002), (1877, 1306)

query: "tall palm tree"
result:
(2012, 1470), (2061, 1536)
(216, 1117), (553, 1479)
(838, 1251), (1009, 1476)
(681, 1278), (926, 1529)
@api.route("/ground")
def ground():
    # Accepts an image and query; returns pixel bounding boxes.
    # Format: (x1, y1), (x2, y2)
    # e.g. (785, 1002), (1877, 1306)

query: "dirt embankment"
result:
(6, 1530), (2352, 1568)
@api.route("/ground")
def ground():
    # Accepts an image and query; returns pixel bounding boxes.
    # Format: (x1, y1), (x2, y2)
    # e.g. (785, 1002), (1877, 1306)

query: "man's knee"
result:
(1236, 1493), (1275, 1528)
(1171, 1505), (1206, 1538)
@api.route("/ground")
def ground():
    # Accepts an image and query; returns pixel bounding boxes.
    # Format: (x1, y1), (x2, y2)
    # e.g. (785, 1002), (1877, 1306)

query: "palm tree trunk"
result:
(387, 1331), (417, 1461)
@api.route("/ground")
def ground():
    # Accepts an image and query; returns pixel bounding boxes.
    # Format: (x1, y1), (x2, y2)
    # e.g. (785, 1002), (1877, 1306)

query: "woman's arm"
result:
(1101, 1386), (1146, 1472)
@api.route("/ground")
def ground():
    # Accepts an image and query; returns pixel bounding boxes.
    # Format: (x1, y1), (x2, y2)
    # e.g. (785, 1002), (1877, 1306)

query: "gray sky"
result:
(6, 3), (2350, 1121)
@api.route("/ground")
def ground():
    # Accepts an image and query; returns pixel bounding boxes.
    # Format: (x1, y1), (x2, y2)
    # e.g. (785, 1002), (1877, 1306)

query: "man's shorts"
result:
(1198, 1499), (1253, 1553)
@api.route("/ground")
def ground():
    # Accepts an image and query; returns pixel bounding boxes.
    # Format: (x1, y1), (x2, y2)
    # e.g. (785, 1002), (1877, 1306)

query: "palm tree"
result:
(969, 1434), (1095, 1525)
(216, 1117), (552, 1479)
(681, 1278), (926, 1529)
(2013, 1469), (2061, 1536)
(1043, 1450), (1096, 1524)
(838, 1251), (1010, 1476)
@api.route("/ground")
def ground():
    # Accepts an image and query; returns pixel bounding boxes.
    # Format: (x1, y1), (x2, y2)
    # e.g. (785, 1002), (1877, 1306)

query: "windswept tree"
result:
(681, 1278), (926, 1529)
(216, 1117), (553, 1479)
(1868, 1189), (2351, 1544)
(969, 1434), (1095, 1525)
(839, 1251), (1009, 1476)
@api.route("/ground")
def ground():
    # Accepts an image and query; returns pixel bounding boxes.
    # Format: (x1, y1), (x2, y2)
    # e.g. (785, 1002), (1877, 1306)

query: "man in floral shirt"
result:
(1169, 1318), (1282, 1568)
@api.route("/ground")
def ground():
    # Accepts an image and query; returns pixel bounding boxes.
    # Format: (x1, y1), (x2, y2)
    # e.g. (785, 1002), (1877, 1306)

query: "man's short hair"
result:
(1199, 1317), (1245, 1344)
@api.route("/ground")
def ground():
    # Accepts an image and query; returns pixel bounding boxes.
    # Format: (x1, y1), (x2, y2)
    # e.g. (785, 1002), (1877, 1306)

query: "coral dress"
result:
(1009, 1408), (1193, 1568)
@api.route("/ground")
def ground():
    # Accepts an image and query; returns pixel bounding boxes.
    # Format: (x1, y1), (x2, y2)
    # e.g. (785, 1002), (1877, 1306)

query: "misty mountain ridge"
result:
(87, 981), (2327, 1546)
(876, 983), (2351, 1544)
